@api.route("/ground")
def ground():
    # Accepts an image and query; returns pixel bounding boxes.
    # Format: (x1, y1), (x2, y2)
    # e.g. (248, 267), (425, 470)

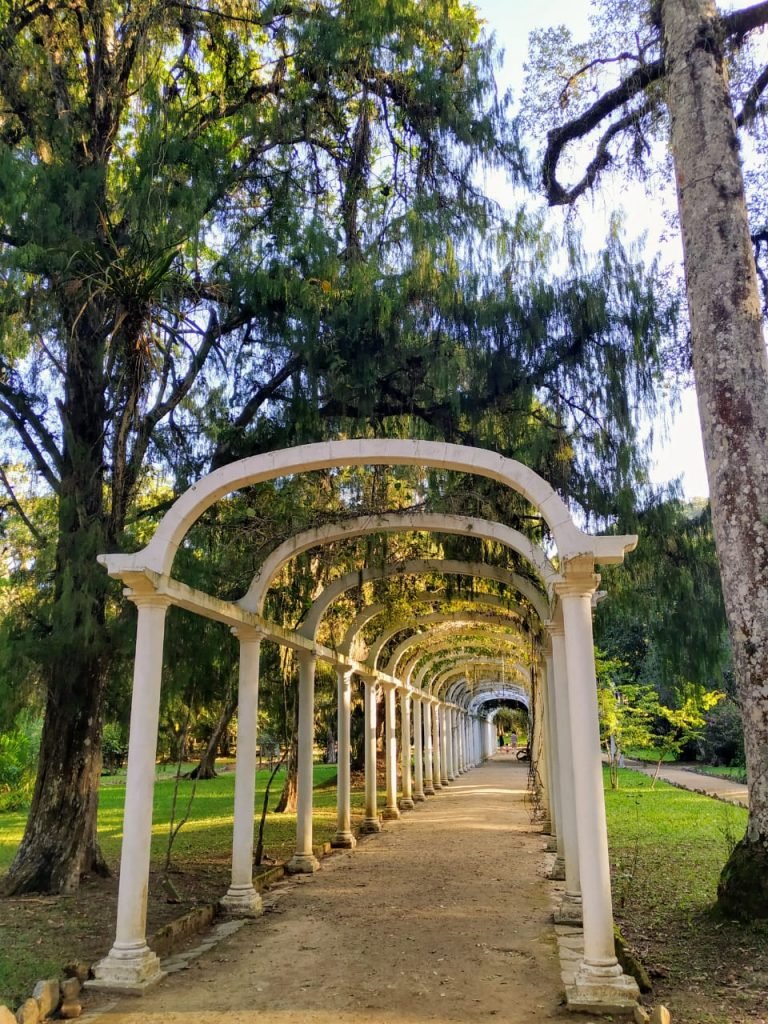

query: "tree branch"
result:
(0, 379), (63, 473)
(543, 63), (663, 205)
(0, 465), (47, 547)
(0, 398), (61, 492)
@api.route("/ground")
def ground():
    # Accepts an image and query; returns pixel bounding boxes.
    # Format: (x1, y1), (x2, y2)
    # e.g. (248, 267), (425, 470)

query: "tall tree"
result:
(527, 0), (768, 916)
(0, 0), (522, 894)
(0, 0), (675, 895)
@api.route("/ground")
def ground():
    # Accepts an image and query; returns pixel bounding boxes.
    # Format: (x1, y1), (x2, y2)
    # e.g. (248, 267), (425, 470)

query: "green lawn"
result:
(0, 763), (366, 1005)
(604, 767), (766, 1024)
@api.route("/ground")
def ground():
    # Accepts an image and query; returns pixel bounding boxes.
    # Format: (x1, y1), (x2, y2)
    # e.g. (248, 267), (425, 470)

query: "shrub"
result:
(0, 711), (42, 811)
(700, 697), (745, 766)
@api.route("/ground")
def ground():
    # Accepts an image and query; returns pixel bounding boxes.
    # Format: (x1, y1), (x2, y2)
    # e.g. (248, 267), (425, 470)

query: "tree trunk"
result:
(187, 694), (237, 780)
(662, 0), (768, 917)
(274, 730), (299, 813)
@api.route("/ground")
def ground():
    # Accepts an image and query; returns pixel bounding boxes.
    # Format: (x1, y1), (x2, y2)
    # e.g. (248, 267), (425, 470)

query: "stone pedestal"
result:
(86, 944), (165, 995)
(549, 854), (566, 881)
(382, 805), (401, 820)
(398, 796), (415, 811)
(285, 853), (321, 874)
(566, 962), (640, 1014)
(554, 893), (583, 926)
(219, 884), (263, 917)
(359, 816), (382, 834)
(331, 831), (357, 849)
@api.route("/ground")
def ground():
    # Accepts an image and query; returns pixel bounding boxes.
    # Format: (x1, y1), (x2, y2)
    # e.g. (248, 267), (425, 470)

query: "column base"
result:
(412, 791), (426, 802)
(548, 855), (566, 881)
(331, 831), (357, 849)
(85, 942), (165, 995)
(285, 853), (321, 874)
(554, 893), (583, 926)
(382, 805), (401, 820)
(566, 960), (639, 1013)
(440, 778), (450, 787)
(544, 835), (558, 852)
(433, 782), (443, 791)
(359, 816), (382, 834)
(398, 796), (415, 810)
(423, 784), (436, 796)
(219, 884), (263, 917)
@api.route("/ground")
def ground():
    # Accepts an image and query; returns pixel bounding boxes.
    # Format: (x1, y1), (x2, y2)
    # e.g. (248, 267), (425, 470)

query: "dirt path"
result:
(90, 756), (572, 1024)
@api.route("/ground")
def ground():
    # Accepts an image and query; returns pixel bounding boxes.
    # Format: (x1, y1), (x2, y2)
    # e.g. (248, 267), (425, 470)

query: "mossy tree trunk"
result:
(662, 0), (768, 917)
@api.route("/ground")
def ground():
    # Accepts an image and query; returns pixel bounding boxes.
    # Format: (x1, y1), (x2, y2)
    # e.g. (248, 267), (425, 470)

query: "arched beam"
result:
(98, 440), (637, 579)
(240, 513), (557, 614)
(300, 557), (546, 647)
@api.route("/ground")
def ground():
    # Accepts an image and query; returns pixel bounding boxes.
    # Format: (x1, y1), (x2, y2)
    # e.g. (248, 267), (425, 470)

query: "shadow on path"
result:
(90, 757), (570, 1023)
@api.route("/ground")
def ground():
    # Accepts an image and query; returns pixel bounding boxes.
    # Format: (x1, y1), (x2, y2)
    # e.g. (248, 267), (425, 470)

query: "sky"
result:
(472, 0), (711, 500)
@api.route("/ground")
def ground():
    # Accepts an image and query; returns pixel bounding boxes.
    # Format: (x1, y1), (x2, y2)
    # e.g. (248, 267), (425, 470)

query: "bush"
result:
(700, 698), (745, 766)
(0, 711), (41, 811)
(101, 721), (128, 774)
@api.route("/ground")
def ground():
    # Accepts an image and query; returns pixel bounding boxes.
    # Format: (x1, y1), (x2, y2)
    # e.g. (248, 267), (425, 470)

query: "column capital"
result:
(554, 573), (601, 601)
(125, 588), (172, 611)
(230, 625), (267, 643)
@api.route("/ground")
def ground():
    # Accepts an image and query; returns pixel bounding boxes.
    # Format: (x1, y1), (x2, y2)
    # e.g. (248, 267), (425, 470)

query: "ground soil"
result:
(86, 756), (576, 1024)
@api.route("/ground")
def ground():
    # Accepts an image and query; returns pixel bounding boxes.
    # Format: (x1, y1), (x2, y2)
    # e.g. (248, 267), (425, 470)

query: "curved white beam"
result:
(98, 440), (637, 578)
(240, 513), (557, 614)
(300, 557), (546, 645)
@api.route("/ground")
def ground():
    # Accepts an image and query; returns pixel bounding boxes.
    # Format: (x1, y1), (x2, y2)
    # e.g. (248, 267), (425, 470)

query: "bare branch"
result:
(736, 63), (768, 126)
(0, 465), (47, 547)
(544, 96), (657, 205)
(0, 398), (61, 492)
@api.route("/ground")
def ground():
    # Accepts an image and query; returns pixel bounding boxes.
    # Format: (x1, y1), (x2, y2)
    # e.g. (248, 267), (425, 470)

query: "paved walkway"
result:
(89, 756), (571, 1024)
(625, 761), (748, 806)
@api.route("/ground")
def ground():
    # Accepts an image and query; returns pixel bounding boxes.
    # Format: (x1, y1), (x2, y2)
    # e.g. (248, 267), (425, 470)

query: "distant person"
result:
(497, 733), (504, 749)
(510, 731), (518, 749)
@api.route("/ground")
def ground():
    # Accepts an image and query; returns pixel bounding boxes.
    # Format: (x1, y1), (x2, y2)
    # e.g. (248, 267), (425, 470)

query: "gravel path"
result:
(90, 755), (572, 1024)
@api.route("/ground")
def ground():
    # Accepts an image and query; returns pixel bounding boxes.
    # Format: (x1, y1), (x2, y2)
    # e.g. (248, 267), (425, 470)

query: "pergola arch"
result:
(240, 512), (558, 616)
(98, 440), (636, 581)
(93, 440), (641, 1012)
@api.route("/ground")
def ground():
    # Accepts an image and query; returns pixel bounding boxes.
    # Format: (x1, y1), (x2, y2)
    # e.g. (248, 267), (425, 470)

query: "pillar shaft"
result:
(382, 684), (400, 819)
(360, 678), (382, 831)
(332, 669), (356, 848)
(399, 689), (414, 809)
(90, 594), (169, 992)
(551, 624), (581, 911)
(423, 697), (435, 795)
(432, 701), (443, 789)
(287, 651), (320, 873)
(413, 697), (426, 800)
(222, 629), (264, 915)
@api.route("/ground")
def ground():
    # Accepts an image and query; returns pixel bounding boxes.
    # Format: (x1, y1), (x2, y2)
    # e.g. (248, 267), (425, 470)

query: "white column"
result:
(423, 697), (436, 796)
(382, 683), (400, 820)
(412, 696), (426, 800)
(456, 712), (465, 773)
(360, 676), (382, 832)
(551, 623), (581, 915)
(445, 707), (456, 780)
(432, 701), (443, 789)
(558, 578), (639, 1010)
(332, 669), (356, 848)
(221, 628), (265, 915)
(439, 705), (450, 785)
(89, 594), (169, 993)
(543, 647), (563, 864)
(399, 689), (415, 810)
(286, 650), (320, 873)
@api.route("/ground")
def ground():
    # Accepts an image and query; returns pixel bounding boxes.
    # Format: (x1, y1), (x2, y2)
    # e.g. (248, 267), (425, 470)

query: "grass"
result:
(0, 763), (366, 1005)
(605, 766), (767, 1024)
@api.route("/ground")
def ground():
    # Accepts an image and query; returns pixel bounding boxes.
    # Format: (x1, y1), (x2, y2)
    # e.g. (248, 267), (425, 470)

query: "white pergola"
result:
(89, 439), (640, 1013)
